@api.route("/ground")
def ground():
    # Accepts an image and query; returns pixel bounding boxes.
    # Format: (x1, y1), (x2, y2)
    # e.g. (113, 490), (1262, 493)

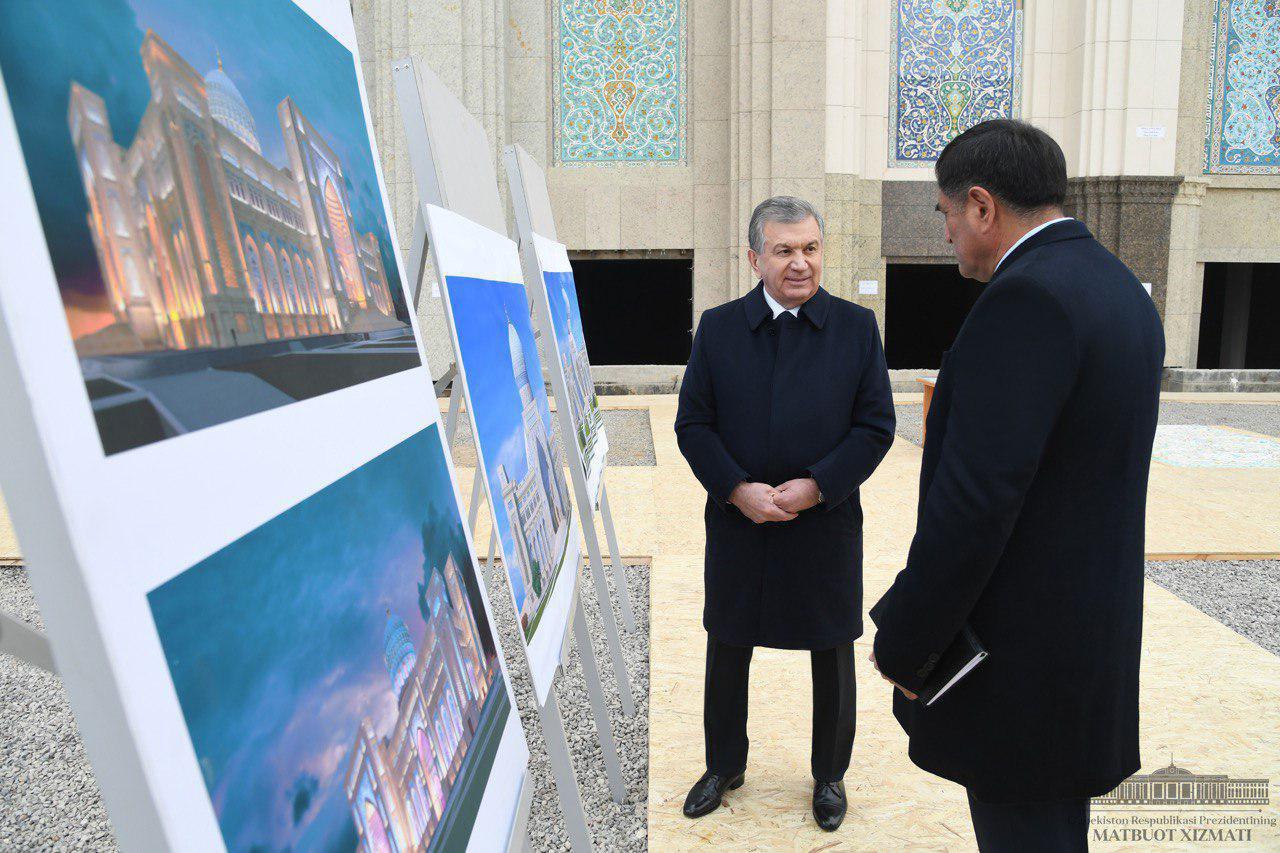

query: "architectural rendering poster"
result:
(425, 203), (579, 705)
(530, 233), (609, 503)
(0, 2), (527, 849)
(148, 426), (518, 851)
(0, 0), (419, 457)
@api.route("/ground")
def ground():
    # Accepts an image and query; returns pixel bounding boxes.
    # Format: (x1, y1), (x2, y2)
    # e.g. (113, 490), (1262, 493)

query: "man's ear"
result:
(968, 186), (996, 229)
(747, 249), (761, 278)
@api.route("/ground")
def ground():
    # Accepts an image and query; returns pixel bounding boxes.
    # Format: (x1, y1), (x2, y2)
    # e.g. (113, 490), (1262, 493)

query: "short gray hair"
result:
(748, 195), (825, 254)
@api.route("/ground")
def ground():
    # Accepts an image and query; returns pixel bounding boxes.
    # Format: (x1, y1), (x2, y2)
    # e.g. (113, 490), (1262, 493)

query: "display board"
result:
(424, 203), (579, 705)
(530, 234), (609, 501)
(0, 1), (528, 849)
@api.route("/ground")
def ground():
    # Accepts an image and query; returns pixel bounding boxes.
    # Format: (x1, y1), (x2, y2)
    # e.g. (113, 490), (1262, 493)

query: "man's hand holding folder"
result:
(868, 597), (988, 707)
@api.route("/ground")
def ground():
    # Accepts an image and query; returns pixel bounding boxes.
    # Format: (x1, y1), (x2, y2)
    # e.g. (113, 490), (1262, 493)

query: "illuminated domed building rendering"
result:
(496, 307), (572, 634)
(67, 31), (396, 356)
(344, 553), (496, 852)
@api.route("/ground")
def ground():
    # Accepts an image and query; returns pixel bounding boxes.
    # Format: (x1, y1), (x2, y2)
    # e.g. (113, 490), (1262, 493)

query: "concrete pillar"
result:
(728, 0), (826, 299)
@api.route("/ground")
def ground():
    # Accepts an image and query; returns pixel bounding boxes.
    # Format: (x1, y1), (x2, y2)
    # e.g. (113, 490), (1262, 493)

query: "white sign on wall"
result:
(858, 280), (880, 296)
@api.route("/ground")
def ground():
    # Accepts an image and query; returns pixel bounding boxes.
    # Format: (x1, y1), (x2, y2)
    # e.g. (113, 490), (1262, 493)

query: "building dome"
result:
(204, 54), (262, 153)
(383, 611), (417, 698)
(507, 309), (531, 392)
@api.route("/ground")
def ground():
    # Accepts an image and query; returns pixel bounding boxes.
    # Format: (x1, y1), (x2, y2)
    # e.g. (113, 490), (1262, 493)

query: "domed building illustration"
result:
(553, 275), (603, 462)
(344, 553), (496, 852)
(495, 306), (572, 637)
(66, 31), (398, 356)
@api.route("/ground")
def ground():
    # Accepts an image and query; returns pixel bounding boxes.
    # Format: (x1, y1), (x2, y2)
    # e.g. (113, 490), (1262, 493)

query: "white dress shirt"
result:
(995, 216), (1073, 273)
(762, 285), (801, 318)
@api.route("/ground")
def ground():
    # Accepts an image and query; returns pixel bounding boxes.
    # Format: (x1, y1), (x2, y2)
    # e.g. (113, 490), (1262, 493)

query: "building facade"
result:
(1095, 761), (1270, 806)
(70, 32), (396, 356)
(355, 0), (1280, 375)
(554, 277), (603, 456)
(497, 309), (572, 633)
(344, 553), (495, 853)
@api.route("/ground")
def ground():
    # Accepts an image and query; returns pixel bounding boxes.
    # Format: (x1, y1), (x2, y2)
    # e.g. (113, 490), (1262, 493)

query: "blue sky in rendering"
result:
(446, 276), (557, 611)
(0, 0), (405, 318)
(149, 426), (486, 851)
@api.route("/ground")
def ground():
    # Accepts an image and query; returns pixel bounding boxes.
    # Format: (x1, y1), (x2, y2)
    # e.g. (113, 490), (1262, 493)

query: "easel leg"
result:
(598, 482), (637, 632)
(580, 502), (636, 718)
(443, 374), (462, 444)
(468, 464), (484, 532)
(537, 691), (594, 853)
(572, 597), (627, 804)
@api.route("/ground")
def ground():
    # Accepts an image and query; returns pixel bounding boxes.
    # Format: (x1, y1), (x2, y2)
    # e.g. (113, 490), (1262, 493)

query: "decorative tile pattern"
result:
(1152, 425), (1280, 468)
(554, 0), (685, 163)
(1205, 0), (1280, 174)
(889, 0), (1023, 167)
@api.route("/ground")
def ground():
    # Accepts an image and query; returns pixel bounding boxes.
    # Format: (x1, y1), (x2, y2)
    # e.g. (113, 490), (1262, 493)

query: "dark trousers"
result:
(967, 790), (1090, 852)
(703, 633), (856, 782)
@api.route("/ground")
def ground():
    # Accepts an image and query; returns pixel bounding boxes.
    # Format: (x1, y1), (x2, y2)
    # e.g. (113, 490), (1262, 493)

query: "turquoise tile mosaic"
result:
(554, 0), (685, 164)
(889, 0), (1022, 167)
(1205, 0), (1280, 174)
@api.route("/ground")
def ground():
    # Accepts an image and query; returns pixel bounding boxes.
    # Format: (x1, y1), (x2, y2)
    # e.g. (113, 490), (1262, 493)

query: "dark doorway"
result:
(568, 254), (693, 364)
(885, 263), (983, 369)
(1197, 263), (1280, 368)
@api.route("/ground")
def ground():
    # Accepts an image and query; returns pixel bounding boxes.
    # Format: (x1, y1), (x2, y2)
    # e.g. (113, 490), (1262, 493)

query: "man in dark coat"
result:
(675, 196), (895, 831)
(870, 120), (1165, 851)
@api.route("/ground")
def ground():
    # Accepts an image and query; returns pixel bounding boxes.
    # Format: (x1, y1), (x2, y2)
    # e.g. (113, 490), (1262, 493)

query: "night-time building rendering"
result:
(68, 32), (396, 356)
(344, 554), (496, 852)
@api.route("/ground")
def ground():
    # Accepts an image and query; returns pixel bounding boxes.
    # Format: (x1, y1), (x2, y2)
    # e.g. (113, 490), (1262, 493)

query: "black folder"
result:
(869, 602), (988, 707)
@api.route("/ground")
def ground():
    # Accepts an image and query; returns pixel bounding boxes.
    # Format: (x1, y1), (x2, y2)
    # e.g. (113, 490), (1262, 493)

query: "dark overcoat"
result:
(871, 220), (1165, 804)
(675, 283), (895, 650)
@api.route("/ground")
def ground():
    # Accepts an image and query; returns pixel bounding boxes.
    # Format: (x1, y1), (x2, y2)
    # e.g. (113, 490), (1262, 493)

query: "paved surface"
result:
(627, 394), (1280, 850)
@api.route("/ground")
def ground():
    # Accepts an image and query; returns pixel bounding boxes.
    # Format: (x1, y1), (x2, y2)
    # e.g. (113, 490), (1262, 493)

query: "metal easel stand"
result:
(596, 479), (636, 633)
(436, 363), (626, 853)
(412, 196), (634, 719)
(0, 608), (55, 673)
(392, 56), (631, 844)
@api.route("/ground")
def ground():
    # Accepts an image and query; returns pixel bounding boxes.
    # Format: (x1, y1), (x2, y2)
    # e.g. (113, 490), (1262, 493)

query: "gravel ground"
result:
(0, 560), (650, 851)
(0, 566), (115, 851)
(1157, 402), (1280, 438)
(482, 558), (649, 852)
(893, 402), (924, 447)
(450, 408), (657, 467)
(1146, 560), (1280, 657)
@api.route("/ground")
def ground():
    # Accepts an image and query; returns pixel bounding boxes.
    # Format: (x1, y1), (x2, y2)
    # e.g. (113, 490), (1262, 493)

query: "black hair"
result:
(935, 119), (1068, 214)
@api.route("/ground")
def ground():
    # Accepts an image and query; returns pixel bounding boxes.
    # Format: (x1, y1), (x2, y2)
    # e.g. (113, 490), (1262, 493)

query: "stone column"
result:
(1163, 177), (1207, 368)
(1065, 176), (1193, 366)
(728, 0), (826, 299)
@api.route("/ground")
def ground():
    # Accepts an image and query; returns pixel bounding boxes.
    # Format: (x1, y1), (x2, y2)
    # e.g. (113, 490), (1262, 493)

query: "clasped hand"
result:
(728, 478), (820, 523)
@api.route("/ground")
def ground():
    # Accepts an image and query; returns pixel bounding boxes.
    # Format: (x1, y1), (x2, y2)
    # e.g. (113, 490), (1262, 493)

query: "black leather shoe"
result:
(812, 779), (847, 831)
(682, 770), (745, 817)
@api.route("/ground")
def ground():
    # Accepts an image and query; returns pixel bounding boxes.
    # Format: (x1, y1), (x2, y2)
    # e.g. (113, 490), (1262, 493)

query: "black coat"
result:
(675, 283), (895, 650)
(871, 220), (1165, 803)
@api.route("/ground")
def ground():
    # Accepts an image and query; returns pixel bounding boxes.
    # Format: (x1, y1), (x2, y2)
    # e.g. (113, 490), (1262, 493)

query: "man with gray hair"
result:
(675, 196), (895, 830)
